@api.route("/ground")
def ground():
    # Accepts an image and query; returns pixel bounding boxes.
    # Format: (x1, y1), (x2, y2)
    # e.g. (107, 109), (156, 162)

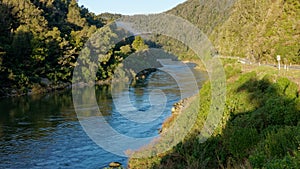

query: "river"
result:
(0, 62), (206, 168)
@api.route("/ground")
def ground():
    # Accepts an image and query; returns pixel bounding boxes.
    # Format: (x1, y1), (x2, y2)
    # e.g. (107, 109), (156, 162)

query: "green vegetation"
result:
(211, 0), (300, 63)
(2, 0), (299, 97)
(0, 0), (149, 96)
(128, 60), (300, 168)
(0, 0), (99, 96)
(1, 1), (299, 167)
(166, 0), (300, 63)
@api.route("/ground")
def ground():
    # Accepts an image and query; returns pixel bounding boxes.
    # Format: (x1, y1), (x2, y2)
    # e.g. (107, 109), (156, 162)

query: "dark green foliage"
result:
(0, 0), (89, 94)
(98, 12), (122, 25)
(250, 126), (300, 168)
(0, 0), (132, 96)
(67, 0), (86, 30)
(210, 0), (300, 63)
(223, 127), (260, 159)
(167, 0), (234, 35)
(147, 35), (198, 61)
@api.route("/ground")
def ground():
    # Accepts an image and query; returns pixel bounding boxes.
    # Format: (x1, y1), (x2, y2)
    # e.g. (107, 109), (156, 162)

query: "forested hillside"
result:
(167, 0), (300, 63)
(2, 0), (298, 97)
(0, 0), (100, 95)
(0, 0), (142, 96)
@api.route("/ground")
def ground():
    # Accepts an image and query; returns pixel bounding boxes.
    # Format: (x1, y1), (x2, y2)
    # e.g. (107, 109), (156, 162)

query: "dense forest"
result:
(0, 0), (97, 95)
(0, 0), (148, 97)
(1, 0), (299, 97)
(0, 0), (299, 96)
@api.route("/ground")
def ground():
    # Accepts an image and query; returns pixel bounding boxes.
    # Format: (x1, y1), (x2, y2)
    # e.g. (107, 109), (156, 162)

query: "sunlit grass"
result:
(128, 58), (300, 169)
(240, 63), (300, 87)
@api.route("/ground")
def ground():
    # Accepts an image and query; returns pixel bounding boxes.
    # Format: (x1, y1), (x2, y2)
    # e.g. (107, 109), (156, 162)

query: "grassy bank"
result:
(128, 59), (300, 168)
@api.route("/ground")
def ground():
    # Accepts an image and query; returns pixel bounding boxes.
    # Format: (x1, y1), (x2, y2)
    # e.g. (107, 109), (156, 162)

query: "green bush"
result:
(263, 127), (299, 158)
(223, 127), (260, 159)
(265, 153), (300, 169)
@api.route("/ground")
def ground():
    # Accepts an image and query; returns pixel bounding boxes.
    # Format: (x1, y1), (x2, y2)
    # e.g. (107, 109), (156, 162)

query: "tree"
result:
(11, 25), (33, 65)
(120, 45), (132, 55)
(67, 0), (86, 30)
(132, 36), (148, 52)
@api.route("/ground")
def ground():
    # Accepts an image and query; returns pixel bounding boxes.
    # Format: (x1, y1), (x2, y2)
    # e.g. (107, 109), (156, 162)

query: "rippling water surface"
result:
(0, 63), (206, 168)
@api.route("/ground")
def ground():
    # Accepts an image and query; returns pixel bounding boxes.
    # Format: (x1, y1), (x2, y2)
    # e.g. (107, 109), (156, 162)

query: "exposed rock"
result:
(171, 107), (176, 113)
(40, 78), (51, 87)
(160, 97), (193, 134)
(11, 89), (17, 95)
(109, 162), (122, 168)
(171, 98), (188, 114)
(27, 89), (32, 95)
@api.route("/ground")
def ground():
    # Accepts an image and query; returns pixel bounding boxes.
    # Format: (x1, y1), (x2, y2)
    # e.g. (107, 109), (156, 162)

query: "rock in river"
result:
(109, 162), (122, 168)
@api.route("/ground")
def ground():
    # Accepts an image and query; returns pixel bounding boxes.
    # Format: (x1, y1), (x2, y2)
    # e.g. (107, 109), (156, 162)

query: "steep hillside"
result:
(0, 0), (102, 95)
(0, 0), (128, 96)
(167, 0), (235, 35)
(168, 0), (300, 63)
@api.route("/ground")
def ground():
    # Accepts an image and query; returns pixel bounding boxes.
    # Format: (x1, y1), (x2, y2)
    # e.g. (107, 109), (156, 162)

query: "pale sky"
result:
(78, 0), (187, 15)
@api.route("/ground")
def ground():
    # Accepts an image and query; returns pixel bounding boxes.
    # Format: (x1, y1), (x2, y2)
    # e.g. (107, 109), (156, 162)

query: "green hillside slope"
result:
(0, 0), (131, 96)
(128, 0), (300, 168)
(0, 0), (102, 95)
(129, 59), (300, 169)
(168, 0), (300, 63)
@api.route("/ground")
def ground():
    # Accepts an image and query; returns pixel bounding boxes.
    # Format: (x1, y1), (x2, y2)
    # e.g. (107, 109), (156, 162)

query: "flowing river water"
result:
(0, 61), (206, 168)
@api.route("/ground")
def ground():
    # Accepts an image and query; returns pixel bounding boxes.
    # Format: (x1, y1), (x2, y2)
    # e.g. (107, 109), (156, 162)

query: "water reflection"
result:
(0, 66), (207, 168)
(0, 91), (74, 139)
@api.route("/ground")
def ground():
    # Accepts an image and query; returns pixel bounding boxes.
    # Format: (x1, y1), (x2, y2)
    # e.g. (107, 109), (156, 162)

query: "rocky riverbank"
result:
(159, 97), (192, 134)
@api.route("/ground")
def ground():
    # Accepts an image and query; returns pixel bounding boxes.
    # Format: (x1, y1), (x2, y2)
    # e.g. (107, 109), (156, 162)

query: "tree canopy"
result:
(0, 0), (141, 96)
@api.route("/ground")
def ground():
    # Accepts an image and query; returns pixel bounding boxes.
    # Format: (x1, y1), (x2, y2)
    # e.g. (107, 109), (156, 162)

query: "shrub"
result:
(223, 127), (260, 159)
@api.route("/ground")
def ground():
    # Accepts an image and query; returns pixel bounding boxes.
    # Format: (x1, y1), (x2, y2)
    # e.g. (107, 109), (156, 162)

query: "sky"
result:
(78, 0), (187, 15)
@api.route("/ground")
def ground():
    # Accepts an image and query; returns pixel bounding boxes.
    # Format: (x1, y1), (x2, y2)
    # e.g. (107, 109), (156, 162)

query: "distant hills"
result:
(168, 0), (300, 63)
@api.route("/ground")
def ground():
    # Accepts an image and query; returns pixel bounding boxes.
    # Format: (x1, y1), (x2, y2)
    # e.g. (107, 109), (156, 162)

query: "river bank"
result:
(0, 67), (159, 99)
(0, 81), (72, 98)
(159, 96), (193, 134)
(127, 58), (300, 169)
